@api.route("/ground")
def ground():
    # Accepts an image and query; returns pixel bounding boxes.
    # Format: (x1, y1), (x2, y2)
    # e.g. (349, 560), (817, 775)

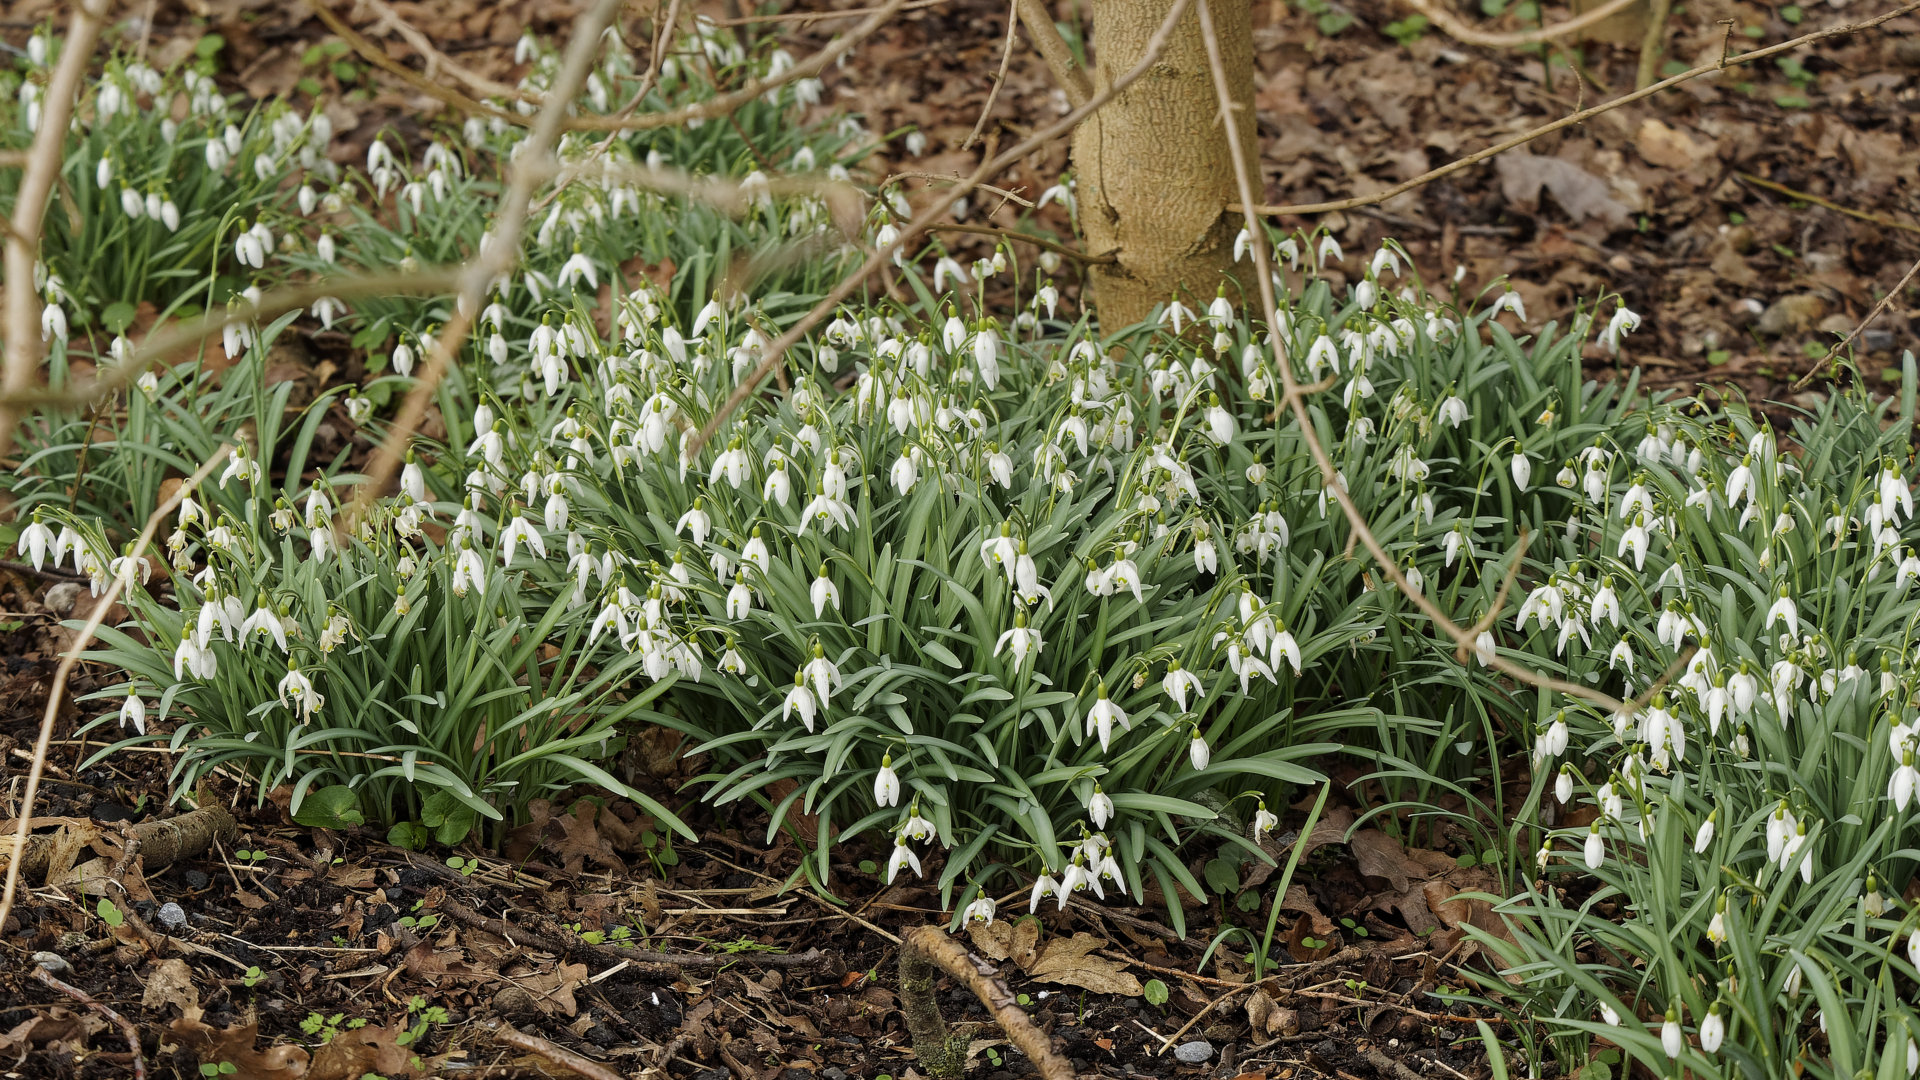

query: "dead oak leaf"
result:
(307, 1022), (447, 1080)
(169, 1017), (309, 1076)
(966, 915), (1039, 969)
(142, 958), (202, 1019)
(1025, 932), (1142, 996)
(517, 962), (589, 1018)
(1495, 150), (1633, 228)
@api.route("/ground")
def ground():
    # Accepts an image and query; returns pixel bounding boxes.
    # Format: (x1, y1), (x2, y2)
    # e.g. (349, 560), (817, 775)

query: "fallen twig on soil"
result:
(34, 966), (146, 1080)
(1397, 0), (1639, 46)
(2, 806), (236, 882)
(900, 924), (1074, 1080)
(434, 895), (833, 975)
(483, 1020), (623, 1080)
(1737, 172), (1920, 236)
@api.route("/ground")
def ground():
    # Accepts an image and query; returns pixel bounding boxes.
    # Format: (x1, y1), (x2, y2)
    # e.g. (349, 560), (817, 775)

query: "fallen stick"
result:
(899, 925), (1073, 1080)
(35, 966), (146, 1080)
(434, 896), (833, 975)
(483, 1020), (623, 1080)
(2, 806), (237, 882)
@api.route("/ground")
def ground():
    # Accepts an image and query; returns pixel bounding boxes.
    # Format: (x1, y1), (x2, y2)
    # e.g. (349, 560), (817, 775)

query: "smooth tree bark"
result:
(1066, 0), (1258, 328)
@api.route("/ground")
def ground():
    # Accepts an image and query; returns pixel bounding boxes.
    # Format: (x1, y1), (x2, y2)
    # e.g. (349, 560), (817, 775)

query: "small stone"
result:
(182, 870), (210, 890)
(157, 902), (187, 930)
(32, 952), (71, 975)
(1174, 1040), (1214, 1063)
(584, 1024), (619, 1048)
(822, 1069), (850, 1080)
(1863, 329), (1896, 354)
(1755, 293), (1828, 337)
(42, 583), (82, 617)
(491, 986), (539, 1020)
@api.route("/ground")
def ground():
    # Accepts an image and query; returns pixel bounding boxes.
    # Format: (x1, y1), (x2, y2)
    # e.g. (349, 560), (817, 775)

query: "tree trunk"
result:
(1072, 0), (1257, 329)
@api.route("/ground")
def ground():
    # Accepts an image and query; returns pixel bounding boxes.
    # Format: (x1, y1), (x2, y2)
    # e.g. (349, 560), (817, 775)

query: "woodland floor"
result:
(0, 0), (1916, 1077)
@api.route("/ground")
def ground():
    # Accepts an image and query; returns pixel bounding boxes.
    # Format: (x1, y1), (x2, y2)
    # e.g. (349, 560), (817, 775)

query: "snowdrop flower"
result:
(1725, 455), (1754, 508)
(874, 755), (900, 807)
(1660, 1006), (1683, 1059)
(1160, 298), (1195, 334)
(1029, 873), (1061, 913)
(1163, 660), (1202, 713)
(1315, 235), (1343, 267)
(277, 663), (324, 722)
(676, 499), (712, 548)
(972, 323), (1000, 389)
(783, 673), (818, 732)
(1600, 306), (1641, 353)
(994, 611), (1043, 670)
(964, 895), (997, 925)
(1088, 786), (1114, 829)
(1491, 290), (1526, 322)
(240, 599), (289, 653)
(1511, 452), (1532, 491)
(1881, 460), (1914, 522)
(1583, 823), (1604, 869)
(1699, 1003), (1725, 1054)
(1189, 731), (1211, 770)
(810, 565), (840, 618)
(452, 543), (488, 596)
(885, 836), (922, 883)
(119, 689), (147, 735)
(1437, 388), (1468, 429)
(16, 515), (55, 572)
(1086, 686), (1129, 752)
(726, 576), (753, 620)
(500, 515), (546, 567)
(1203, 395), (1235, 446)
(1766, 589), (1799, 636)
(1554, 766), (1574, 804)
(1889, 749), (1919, 811)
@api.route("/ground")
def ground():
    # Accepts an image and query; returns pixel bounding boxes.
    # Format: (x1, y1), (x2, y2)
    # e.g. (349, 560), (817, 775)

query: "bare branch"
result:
(565, 0), (911, 132)
(706, 0), (951, 26)
(927, 222), (1114, 263)
(1792, 254), (1920, 390)
(0, 269), (463, 412)
(307, 0), (527, 126)
(1, 2), (108, 461)
(963, 0), (1023, 151)
(1396, 0), (1640, 47)
(346, 0), (627, 526)
(351, 0), (540, 103)
(1197, 0), (1635, 718)
(0, 446), (232, 952)
(687, 0), (1202, 459)
(1737, 171), (1920, 235)
(1017, 0), (1093, 108)
(900, 926), (1075, 1080)
(1235, 0), (1920, 219)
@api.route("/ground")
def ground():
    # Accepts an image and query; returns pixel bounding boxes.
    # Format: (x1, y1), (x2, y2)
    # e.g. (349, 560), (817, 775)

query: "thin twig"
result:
(483, 1021), (624, 1080)
(0, 270), (463, 412)
(347, 0), (624, 524)
(1791, 255), (1920, 390)
(1198, 0), (1639, 721)
(307, 1), (525, 125)
(1159, 979), (1262, 1052)
(963, 0), (1023, 151)
(1397, 0), (1639, 47)
(928, 223), (1112, 263)
(1735, 172), (1920, 235)
(352, 0), (537, 102)
(689, 0), (1201, 459)
(705, 0), (949, 25)
(0, 447), (231, 957)
(566, 0), (910, 131)
(34, 967), (146, 1080)
(1235, 0), (1920, 219)
(890, 170), (1036, 207)
(1, 0), (107, 462)
(1016, 0), (1092, 108)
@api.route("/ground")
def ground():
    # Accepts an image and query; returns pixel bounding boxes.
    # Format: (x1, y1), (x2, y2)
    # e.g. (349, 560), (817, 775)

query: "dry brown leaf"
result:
(0, 1008), (104, 1056)
(966, 915), (1040, 968)
(306, 1021), (447, 1080)
(1024, 932), (1142, 996)
(142, 958), (202, 1019)
(1495, 150), (1633, 228)
(1635, 118), (1704, 170)
(169, 1017), (310, 1076)
(517, 961), (588, 1018)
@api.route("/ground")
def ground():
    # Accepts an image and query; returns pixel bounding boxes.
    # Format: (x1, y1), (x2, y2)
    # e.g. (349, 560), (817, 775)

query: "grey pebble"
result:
(31, 951), (71, 975)
(158, 902), (187, 930)
(1174, 1039), (1213, 1063)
